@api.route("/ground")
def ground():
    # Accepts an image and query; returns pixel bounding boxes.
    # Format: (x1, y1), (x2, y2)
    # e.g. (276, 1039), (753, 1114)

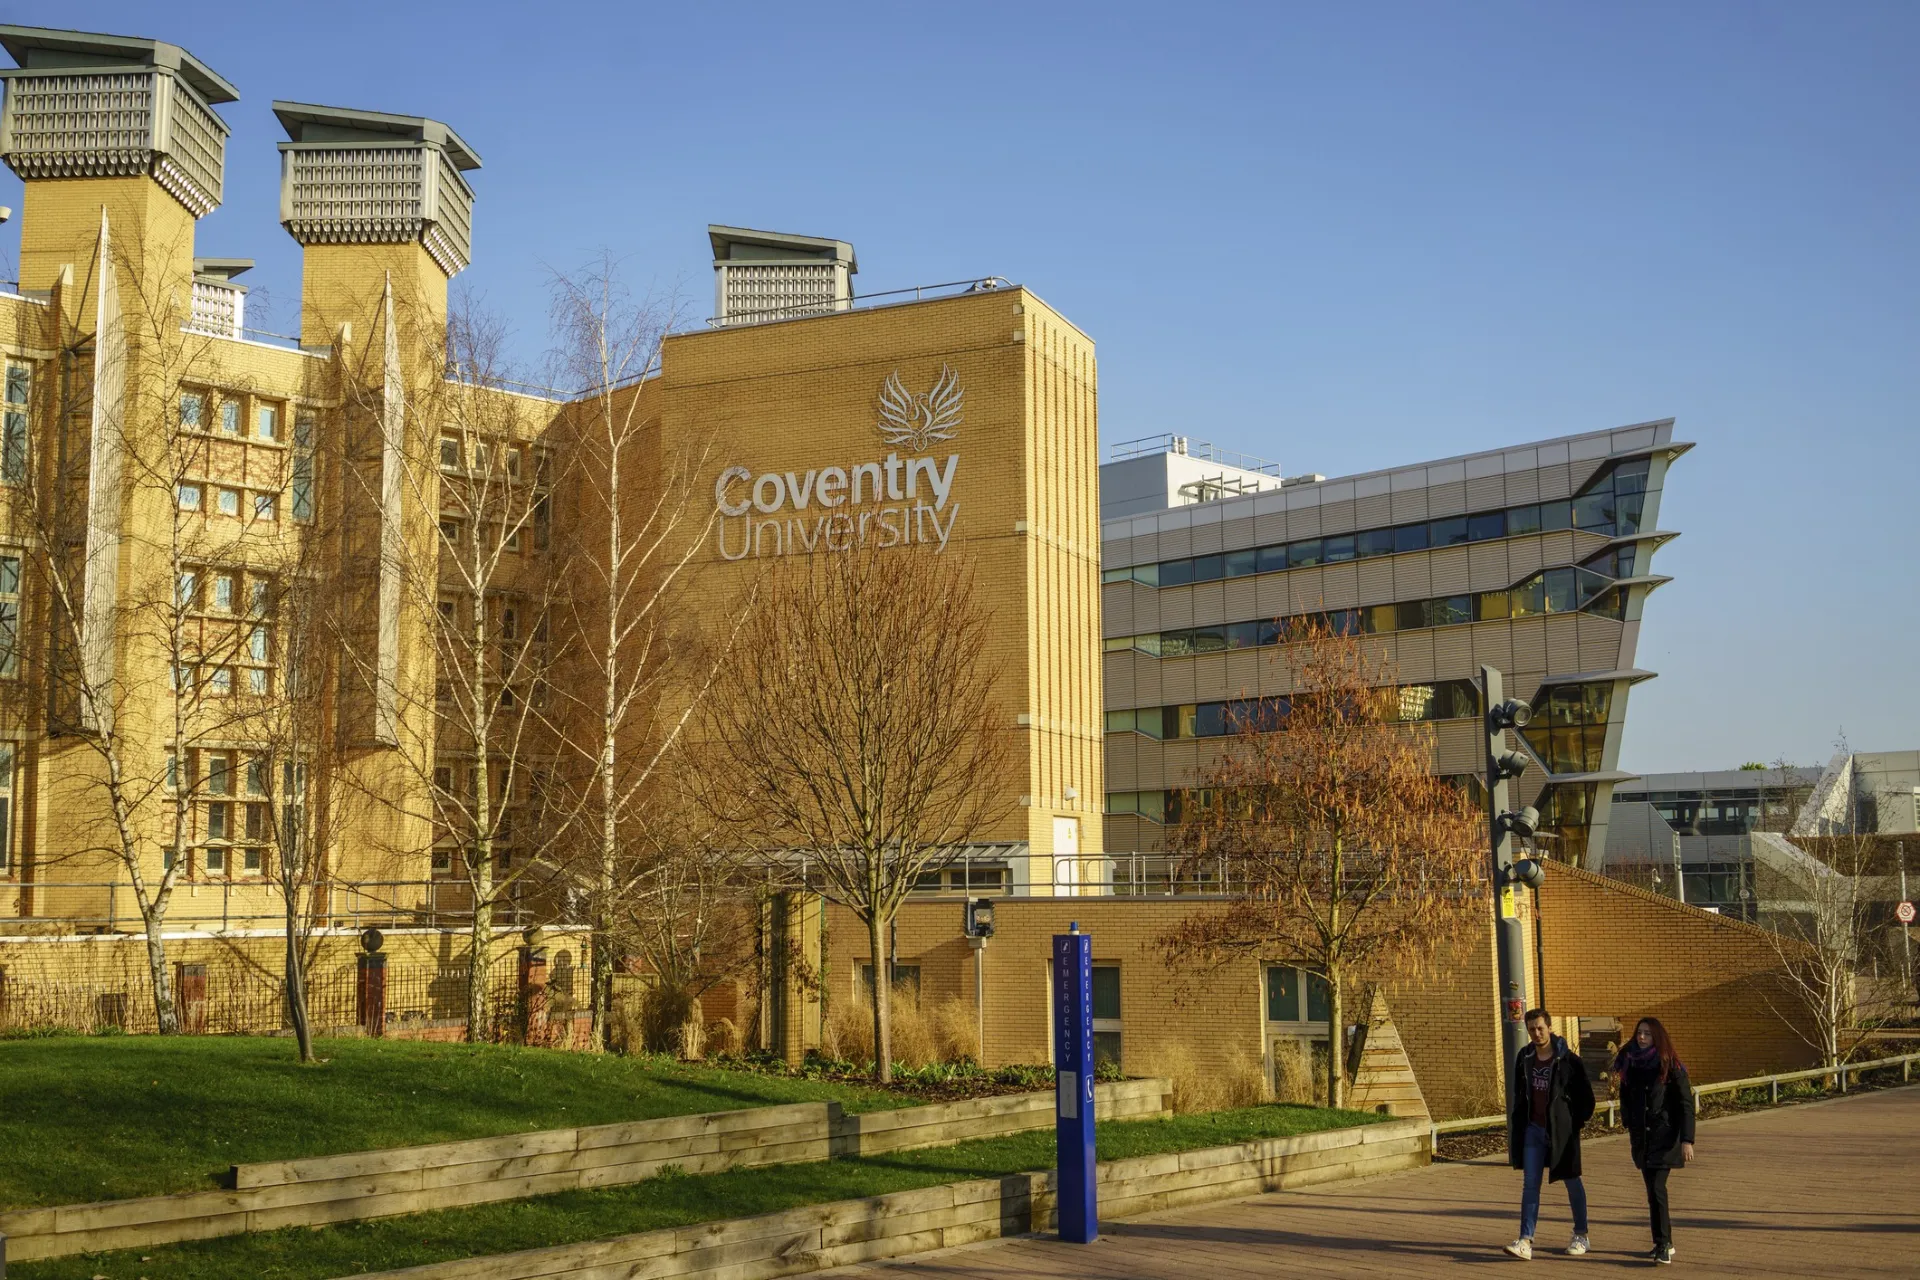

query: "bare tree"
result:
(338, 290), (572, 1042)
(1155, 619), (1485, 1107)
(1758, 747), (1909, 1071)
(24, 216), (269, 1032)
(699, 545), (1013, 1082)
(544, 259), (732, 1050)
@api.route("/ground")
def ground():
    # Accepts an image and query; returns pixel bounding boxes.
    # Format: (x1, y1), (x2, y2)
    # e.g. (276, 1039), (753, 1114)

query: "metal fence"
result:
(0, 949), (575, 1039)
(0, 878), (561, 935)
(1430, 1049), (1920, 1149)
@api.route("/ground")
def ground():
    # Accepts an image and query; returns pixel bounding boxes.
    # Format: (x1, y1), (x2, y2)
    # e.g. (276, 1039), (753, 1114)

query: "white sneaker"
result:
(1567, 1234), (1590, 1255)
(1504, 1238), (1533, 1260)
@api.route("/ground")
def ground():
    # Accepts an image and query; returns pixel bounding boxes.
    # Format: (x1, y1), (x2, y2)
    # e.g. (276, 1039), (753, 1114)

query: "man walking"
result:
(1504, 1008), (1595, 1259)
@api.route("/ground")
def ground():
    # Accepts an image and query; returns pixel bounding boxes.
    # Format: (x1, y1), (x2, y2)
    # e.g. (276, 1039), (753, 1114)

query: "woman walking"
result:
(1614, 1017), (1696, 1265)
(1504, 1008), (1595, 1260)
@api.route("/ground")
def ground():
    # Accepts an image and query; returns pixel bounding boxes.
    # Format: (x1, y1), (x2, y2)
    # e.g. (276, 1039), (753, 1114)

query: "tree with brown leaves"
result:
(699, 545), (1013, 1082)
(1156, 619), (1485, 1107)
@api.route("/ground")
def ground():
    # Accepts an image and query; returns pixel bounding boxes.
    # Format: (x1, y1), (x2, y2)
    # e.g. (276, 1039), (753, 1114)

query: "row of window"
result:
(3, 363), (28, 485)
(1105, 561), (1629, 661)
(1104, 679), (1481, 741)
(180, 391), (289, 443)
(178, 482), (286, 522)
(439, 435), (550, 485)
(0, 554), (19, 679)
(1104, 458), (1653, 590)
(177, 568), (273, 617)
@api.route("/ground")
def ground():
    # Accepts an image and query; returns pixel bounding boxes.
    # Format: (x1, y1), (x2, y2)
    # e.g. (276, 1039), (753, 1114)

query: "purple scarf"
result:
(1614, 1042), (1676, 1080)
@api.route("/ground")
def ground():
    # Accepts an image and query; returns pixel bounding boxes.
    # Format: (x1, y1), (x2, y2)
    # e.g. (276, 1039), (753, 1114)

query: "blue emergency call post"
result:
(1053, 925), (1097, 1243)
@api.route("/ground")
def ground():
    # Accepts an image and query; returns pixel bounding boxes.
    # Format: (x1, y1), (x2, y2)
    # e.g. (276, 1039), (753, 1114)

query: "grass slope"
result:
(12, 1105), (1384, 1280)
(0, 1036), (911, 1208)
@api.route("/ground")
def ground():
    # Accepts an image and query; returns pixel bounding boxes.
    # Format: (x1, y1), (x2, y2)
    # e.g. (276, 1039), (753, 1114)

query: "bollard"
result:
(1770, 1079), (1779, 1105)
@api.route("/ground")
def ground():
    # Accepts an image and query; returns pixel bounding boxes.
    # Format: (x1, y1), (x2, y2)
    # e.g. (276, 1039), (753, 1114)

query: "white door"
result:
(1053, 816), (1080, 894)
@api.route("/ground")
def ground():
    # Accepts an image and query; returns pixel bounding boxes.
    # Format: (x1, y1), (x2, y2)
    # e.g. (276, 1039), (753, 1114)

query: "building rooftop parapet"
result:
(1103, 422), (1689, 539)
(1107, 434), (1280, 475)
(0, 23), (234, 217)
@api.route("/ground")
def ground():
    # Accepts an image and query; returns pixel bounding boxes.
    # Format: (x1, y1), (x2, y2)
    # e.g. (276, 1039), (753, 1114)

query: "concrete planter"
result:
(0, 1078), (1170, 1263)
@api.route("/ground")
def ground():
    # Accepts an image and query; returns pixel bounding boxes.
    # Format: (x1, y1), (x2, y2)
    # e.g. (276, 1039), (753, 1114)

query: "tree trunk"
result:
(868, 910), (892, 1083)
(284, 895), (315, 1063)
(144, 916), (179, 1034)
(469, 882), (494, 1043)
(1326, 961), (1344, 1109)
(590, 735), (618, 1050)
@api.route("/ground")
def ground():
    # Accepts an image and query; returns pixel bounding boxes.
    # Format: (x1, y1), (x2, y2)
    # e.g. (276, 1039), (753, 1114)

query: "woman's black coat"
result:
(1620, 1059), (1697, 1170)
(1507, 1035), (1596, 1183)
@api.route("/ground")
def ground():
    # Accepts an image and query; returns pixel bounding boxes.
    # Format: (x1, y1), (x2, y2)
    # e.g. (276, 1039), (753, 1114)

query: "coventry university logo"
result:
(876, 365), (964, 453)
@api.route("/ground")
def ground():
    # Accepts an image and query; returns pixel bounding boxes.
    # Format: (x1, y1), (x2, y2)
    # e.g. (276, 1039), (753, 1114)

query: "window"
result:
(533, 496), (551, 551)
(179, 393), (204, 429)
(1091, 964), (1122, 1069)
(1288, 539), (1322, 569)
(204, 844), (225, 873)
(248, 667), (268, 695)
(0, 555), (18, 678)
(1356, 529), (1396, 559)
(246, 756), (268, 796)
(505, 448), (523, 483)
(248, 626), (268, 663)
(1223, 548), (1257, 577)
(217, 488), (240, 517)
(859, 963), (922, 1004)
(219, 400), (240, 435)
(1321, 533), (1356, 563)
(1265, 966), (1332, 1026)
(1430, 594), (1471, 627)
(254, 493), (277, 521)
(207, 753), (233, 796)
(1468, 511), (1506, 542)
(245, 802), (267, 841)
(291, 413), (315, 522)
(503, 527), (522, 553)
(3, 362), (28, 485)
(439, 436), (462, 471)
(1430, 516), (1469, 547)
(176, 571), (198, 610)
(256, 404), (279, 441)
(440, 518), (462, 546)
(473, 442), (491, 474)
(243, 846), (263, 874)
(210, 665), (235, 695)
(206, 801), (230, 840)
(1393, 523), (1429, 554)
(178, 484), (202, 511)
(249, 579), (270, 617)
(212, 573), (235, 613)
(0, 742), (13, 874)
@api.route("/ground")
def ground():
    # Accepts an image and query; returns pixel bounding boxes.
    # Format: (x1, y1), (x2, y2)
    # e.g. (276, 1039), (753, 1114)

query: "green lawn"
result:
(12, 1104), (1383, 1280)
(0, 1035), (913, 1209)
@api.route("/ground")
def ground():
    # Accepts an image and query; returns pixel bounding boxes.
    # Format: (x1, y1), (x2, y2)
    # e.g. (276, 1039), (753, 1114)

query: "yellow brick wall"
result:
(1537, 863), (1820, 1083)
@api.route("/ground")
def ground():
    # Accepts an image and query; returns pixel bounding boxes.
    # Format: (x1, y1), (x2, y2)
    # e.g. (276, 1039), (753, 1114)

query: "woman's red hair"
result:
(1634, 1017), (1682, 1081)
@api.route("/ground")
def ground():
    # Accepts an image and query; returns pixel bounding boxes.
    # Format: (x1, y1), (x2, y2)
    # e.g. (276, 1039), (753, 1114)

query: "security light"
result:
(1509, 857), (1546, 890)
(965, 897), (996, 939)
(1498, 806), (1541, 840)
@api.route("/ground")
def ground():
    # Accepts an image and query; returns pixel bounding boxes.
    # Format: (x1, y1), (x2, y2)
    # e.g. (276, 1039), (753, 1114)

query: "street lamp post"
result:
(1481, 665), (1547, 1083)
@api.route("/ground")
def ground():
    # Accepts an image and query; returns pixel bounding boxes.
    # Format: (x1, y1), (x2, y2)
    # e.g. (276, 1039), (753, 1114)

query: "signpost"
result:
(1053, 925), (1097, 1244)
(1897, 901), (1916, 926)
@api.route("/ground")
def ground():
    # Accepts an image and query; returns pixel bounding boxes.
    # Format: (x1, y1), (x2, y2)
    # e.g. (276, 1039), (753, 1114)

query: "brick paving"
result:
(829, 1086), (1920, 1277)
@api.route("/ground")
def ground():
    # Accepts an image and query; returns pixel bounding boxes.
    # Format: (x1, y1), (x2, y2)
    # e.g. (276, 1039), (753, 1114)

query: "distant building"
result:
(1098, 425), (1688, 872)
(1611, 751), (1920, 924)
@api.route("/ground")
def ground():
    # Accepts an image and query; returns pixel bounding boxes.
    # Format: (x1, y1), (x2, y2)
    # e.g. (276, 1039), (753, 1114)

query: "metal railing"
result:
(0, 878), (560, 934)
(702, 277), (1014, 329)
(1429, 1050), (1920, 1149)
(1106, 433), (1281, 474)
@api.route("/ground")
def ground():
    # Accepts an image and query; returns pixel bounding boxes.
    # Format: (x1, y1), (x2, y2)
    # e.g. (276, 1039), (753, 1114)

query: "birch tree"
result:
(25, 216), (267, 1032)
(544, 260), (731, 1049)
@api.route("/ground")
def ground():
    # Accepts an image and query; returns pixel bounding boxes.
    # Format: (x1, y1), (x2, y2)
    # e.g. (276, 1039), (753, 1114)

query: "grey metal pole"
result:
(974, 937), (986, 1065)
(1481, 666), (1531, 1086)
(1900, 843), (1911, 995)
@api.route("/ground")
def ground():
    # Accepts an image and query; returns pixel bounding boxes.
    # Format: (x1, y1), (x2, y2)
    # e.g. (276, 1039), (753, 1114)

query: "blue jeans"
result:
(1521, 1122), (1588, 1239)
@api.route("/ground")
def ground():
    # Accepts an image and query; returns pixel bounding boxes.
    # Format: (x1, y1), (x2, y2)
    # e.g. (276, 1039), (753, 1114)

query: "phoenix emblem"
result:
(876, 365), (964, 452)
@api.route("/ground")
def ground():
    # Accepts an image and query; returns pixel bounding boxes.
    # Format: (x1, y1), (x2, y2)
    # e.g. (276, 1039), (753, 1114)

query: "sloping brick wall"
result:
(1535, 864), (1818, 1082)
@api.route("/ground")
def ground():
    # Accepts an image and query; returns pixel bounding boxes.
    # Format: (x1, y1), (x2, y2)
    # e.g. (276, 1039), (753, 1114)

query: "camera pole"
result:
(1481, 665), (1538, 1083)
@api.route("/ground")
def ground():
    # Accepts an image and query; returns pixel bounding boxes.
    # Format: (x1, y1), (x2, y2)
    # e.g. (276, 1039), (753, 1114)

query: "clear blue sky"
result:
(7, 1), (1915, 774)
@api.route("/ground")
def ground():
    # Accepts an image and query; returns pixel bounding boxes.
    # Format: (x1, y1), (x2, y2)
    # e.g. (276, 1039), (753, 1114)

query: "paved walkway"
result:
(828, 1086), (1920, 1277)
